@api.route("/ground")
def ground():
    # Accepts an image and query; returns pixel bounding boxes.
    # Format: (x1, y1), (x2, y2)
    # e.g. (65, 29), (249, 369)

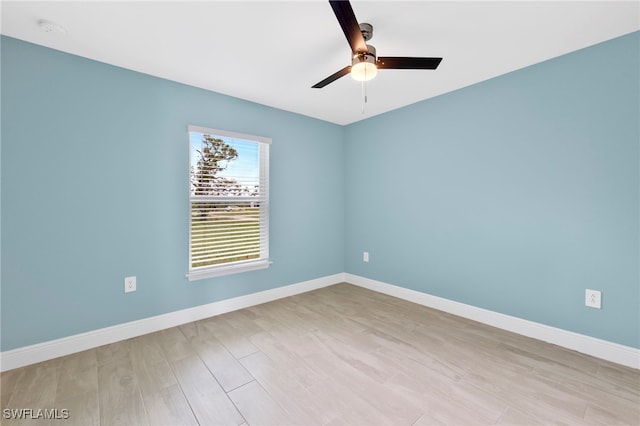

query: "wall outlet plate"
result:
(585, 289), (601, 309)
(363, 252), (369, 262)
(125, 276), (137, 293)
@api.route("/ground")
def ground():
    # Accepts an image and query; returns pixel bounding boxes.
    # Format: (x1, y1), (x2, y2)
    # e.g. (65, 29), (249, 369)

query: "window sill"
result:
(186, 259), (271, 281)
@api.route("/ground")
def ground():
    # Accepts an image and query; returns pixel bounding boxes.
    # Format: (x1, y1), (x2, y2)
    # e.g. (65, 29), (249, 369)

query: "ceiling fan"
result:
(312, 0), (443, 89)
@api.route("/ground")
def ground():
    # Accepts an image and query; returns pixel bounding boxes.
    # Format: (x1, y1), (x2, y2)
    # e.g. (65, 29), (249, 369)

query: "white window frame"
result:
(187, 125), (270, 281)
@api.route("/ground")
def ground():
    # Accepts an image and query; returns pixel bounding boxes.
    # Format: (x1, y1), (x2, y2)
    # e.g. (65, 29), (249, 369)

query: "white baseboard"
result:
(3, 272), (637, 371)
(345, 273), (640, 369)
(0, 273), (346, 372)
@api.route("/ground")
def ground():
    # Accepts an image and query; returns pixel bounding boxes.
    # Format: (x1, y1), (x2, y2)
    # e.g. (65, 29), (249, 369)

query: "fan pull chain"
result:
(361, 79), (368, 114)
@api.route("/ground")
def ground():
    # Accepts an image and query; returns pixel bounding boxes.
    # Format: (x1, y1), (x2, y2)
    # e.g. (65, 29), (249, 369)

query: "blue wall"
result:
(2, 32), (638, 352)
(1, 37), (345, 351)
(345, 32), (639, 348)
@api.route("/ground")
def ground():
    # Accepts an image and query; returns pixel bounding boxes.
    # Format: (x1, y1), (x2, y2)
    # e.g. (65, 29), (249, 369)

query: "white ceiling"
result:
(2, 1), (639, 125)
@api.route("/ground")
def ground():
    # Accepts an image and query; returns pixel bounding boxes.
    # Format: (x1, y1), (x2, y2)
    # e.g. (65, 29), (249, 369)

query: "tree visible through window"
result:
(187, 125), (270, 280)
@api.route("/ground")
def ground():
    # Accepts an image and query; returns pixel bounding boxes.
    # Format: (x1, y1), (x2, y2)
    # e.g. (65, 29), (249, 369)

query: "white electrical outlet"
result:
(363, 252), (369, 262)
(585, 289), (601, 309)
(125, 276), (137, 293)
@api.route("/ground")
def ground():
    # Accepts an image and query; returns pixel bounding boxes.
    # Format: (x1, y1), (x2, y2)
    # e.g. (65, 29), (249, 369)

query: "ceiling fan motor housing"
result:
(353, 44), (376, 62)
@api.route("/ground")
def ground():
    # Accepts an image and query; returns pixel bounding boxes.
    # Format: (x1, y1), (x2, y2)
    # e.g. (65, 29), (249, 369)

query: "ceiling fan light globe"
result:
(351, 59), (377, 81)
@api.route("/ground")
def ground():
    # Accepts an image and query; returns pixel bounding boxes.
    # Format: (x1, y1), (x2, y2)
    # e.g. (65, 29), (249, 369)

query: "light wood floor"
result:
(1, 283), (638, 425)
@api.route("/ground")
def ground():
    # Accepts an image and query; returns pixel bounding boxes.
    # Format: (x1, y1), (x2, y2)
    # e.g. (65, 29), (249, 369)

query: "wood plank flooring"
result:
(1, 283), (638, 425)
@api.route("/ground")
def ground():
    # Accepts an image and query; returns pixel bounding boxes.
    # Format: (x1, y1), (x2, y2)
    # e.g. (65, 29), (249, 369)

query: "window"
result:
(187, 125), (270, 281)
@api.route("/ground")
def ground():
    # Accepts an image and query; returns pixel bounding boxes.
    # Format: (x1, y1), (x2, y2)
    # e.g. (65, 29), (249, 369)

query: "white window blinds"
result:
(187, 125), (270, 280)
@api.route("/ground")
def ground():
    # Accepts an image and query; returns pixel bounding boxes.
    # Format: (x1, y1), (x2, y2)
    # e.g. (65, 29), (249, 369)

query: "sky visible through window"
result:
(189, 131), (259, 194)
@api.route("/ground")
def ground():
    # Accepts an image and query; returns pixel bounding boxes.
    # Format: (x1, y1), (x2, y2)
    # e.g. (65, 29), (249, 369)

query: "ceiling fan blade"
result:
(312, 66), (352, 88)
(330, 0), (367, 53)
(377, 57), (443, 70)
